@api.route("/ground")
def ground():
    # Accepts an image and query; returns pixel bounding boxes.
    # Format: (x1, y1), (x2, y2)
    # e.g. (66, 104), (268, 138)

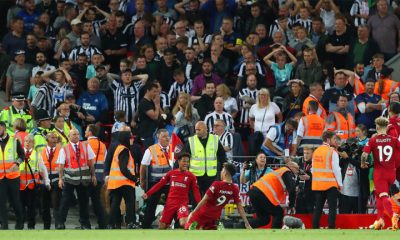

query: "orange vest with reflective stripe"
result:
(391, 192), (400, 214)
(41, 146), (60, 184)
(15, 131), (28, 149)
(19, 150), (40, 190)
(0, 137), (20, 179)
(302, 114), (325, 137)
(148, 144), (172, 182)
(252, 167), (289, 206)
(374, 78), (399, 101)
(302, 95), (327, 120)
(87, 138), (106, 180)
(311, 145), (339, 191)
(63, 142), (91, 185)
(353, 75), (365, 96)
(108, 145), (136, 190)
(325, 112), (356, 140)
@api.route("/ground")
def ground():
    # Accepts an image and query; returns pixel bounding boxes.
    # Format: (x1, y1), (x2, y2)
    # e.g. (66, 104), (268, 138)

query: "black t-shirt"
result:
(138, 98), (158, 138)
(101, 30), (128, 73)
(326, 30), (352, 69)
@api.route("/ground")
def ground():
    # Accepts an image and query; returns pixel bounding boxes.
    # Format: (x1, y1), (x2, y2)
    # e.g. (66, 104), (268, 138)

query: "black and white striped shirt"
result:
(188, 33), (212, 47)
(92, 19), (107, 38)
(51, 81), (74, 116)
(237, 60), (265, 77)
(31, 83), (54, 116)
(119, 0), (128, 12)
(268, 18), (293, 38)
(69, 45), (102, 62)
(350, 0), (369, 27)
(168, 80), (192, 102)
(204, 111), (235, 133)
(111, 79), (143, 123)
(160, 91), (170, 109)
(216, 130), (234, 161)
(238, 88), (259, 124)
(295, 18), (312, 33)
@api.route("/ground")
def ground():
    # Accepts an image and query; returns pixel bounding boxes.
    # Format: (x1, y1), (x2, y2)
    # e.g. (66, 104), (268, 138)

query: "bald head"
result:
(286, 161), (300, 175)
(68, 128), (80, 143)
(195, 121), (208, 138)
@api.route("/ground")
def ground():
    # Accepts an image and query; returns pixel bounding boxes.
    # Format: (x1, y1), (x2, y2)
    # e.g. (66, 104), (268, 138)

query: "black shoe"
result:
(15, 223), (24, 230)
(127, 223), (141, 229)
(95, 225), (106, 229)
(43, 224), (51, 230)
(75, 225), (91, 230)
(56, 223), (65, 230)
(106, 225), (116, 229)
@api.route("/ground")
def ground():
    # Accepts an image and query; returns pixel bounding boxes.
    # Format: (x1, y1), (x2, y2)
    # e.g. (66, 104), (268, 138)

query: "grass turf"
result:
(1, 229), (398, 240)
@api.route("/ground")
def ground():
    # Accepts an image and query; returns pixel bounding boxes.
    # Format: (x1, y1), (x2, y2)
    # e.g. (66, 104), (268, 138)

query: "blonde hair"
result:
(13, 118), (27, 131)
(172, 92), (193, 121)
(216, 83), (231, 100)
(375, 117), (389, 128)
(256, 88), (270, 107)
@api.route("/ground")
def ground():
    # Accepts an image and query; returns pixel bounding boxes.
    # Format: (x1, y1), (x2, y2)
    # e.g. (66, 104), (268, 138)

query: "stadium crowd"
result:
(1, 0), (400, 231)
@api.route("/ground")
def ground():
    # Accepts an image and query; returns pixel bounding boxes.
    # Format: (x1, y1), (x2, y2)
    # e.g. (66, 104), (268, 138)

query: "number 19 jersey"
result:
(363, 134), (400, 171)
(197, 181), (241, 220)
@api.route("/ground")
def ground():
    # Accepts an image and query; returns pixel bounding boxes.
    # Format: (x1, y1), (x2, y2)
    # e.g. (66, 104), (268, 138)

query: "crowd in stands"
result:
(1, 0), (400, 228)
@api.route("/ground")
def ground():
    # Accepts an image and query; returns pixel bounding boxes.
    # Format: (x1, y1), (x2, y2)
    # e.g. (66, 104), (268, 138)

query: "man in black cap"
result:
(0, 92), (33, 135)
(31, 109), (53, 153)
(0, 121), (25, 229)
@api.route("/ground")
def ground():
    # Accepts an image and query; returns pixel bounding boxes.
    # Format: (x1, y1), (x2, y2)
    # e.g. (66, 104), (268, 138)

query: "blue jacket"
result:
(77, 91), (109, 121)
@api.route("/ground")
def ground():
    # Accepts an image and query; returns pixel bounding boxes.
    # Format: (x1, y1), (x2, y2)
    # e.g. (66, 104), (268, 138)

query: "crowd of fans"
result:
(1, 0), (400, 229)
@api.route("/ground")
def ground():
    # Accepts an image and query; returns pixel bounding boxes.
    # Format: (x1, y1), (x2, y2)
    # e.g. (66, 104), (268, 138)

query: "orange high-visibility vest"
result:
(252, 167), (290, 206)
(41, 146), (61, 184)
(311, 145), (339, 191)
(302, 114), (325, 137)
(302, 95), (327, 120)
(148, 144), (172, 182)
(108, 145), (135, 190)
(19, 150), (40, 190)
(374, 78), (399, 101)
(353, 75), (365, 96)
(325, 112), (356, 140)
(87, 137), (106, 180)
(0, 137), (20, 179)
(391, 192), (400, 214)
(15, 131), (28, 149)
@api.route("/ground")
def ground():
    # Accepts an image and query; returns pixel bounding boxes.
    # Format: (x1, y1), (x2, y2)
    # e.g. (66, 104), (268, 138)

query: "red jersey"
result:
(387, 116), (400, 168)
(363, 134), (400, 170)
(196, 181), (241, 220)
(146, 169), (201, 204)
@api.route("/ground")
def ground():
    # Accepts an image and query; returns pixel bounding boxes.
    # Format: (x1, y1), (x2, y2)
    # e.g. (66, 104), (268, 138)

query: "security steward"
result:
(0, 121), (25, 229)
(247, 161), (299, 229)
(312, 131), (343, 229)
(40, 131), (62, 229)
(185, 121), (226, 195)
(56, 128), (96, 229)
(0, 93), (33, 135)
(296, 100), (324, 150)
(140, 129), (174, 229)
(106, 126), (138, 229)
(20, 135), (50, 229)
(325, 95), (356, 140)
(85, 124), (107, 229)
(31, 109), (53, 153)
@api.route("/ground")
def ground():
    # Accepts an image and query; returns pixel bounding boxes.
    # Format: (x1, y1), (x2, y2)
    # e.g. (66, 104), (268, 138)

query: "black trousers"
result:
(197, 176), (215, 196)
(58, 182), (90, 227)
(142, 182), (169, 229)
(339, 194), (358, 214)
(41, 183), (62, 229)
(20, 187), (37, 228)
(88, 183), (107, 228)
(248, 187), (284, 229)
(109, 185), (136, 227)
(0, 177), (24, 229)
(312, 187), (339, 229)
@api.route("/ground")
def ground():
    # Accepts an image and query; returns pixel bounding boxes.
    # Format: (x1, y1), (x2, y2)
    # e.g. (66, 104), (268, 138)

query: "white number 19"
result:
(377, 145), (393, 162)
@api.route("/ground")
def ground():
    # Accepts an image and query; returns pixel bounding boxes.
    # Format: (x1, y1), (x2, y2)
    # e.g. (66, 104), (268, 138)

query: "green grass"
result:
(1, 230), (399, 240)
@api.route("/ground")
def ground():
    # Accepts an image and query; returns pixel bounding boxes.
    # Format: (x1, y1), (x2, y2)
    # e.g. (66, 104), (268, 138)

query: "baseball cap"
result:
(71, 18), (82, 26)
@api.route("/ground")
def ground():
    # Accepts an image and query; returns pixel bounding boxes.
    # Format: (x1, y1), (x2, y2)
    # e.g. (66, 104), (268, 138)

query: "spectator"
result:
(17, 0), (40, 33)
(239, 152), (272, 185)
(355, 78), (383, 135)
(5, 50), (33, 100)
(129, 20), (153, 56)
(182, 47), (202, 82)
(191, 59), (223, 97)
(366, 53), (389, 82)
(209, 43), (230, 80)
(69, 32), (102, 63)
(172, 92), (200, 140)
(77, 77), (109, 123)
(310, 16), (328, 63)
(283, 79), (308, 119)
(67, 19), (82, 49)
(382, 92), (400, 117)
(325, 95), (356, 140)
(54, 37), (72, 62)
(174, 0), (203, 26)
(31, 51), (56, 78)
(216, 83), (238, 118)
(156, 48), (181, 91)
(288, 26), (315, 58)
(350, 0), (370, 27)
(153, 0), (178, 21)
(24, 33), (39, 65)
(237, 73), (259, 138)
(315, 0), (340, 34)
(213, 119), (234, 162)
(167, 68), (192, 104)
(348, 25), (379, 69)
(294, 47), (322, 86)
(368, 0), (400, 60)
(200, 0), (237, 33)
(194, 81), (216, 120)
(188, 19), (212, 51)
(325, 15), (352, 69)
(373, 67), (400, 101)
(204, 97), (235, 133)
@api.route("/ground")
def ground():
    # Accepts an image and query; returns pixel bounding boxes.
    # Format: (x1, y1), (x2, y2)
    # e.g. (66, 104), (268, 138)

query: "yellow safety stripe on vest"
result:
(2, 138), (18, 163)
(312, 177), (337, 182)
(7, 108), (13, 128)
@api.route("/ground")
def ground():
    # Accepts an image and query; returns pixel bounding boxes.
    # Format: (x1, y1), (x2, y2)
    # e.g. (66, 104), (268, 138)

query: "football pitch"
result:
(2, 229), (398, 240)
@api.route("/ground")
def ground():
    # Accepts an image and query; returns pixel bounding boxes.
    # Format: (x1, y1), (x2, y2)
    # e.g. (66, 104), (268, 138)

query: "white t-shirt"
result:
(223, 97), (238, 115)
(249, 103), (281, 136)
(266, 126), (297, 147)
(320, 9), (336, 34)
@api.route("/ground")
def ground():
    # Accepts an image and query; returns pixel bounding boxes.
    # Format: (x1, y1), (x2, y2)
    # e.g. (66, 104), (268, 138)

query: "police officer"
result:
(0, 121), (25, 229)
(56, 129), (96, 229)
(0, 93), (33, 135)
(247, 161), (300, 229)
(185, 121), (226, 195)
(106, 126), (138, 229)
(140, 129), (173, 229)
(312, 131), (343, 229)
(31, 109), (52, 153)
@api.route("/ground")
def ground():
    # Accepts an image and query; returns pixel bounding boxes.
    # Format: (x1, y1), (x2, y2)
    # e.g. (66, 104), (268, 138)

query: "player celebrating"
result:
(361, 117), (400, 230)
(185, 163), (252, 230)
(142, 152), (201, 229)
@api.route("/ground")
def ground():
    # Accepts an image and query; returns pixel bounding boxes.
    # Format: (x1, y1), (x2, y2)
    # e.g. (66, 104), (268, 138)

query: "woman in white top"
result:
(216, 83), (239, 118)
(249, 88), (282, 137)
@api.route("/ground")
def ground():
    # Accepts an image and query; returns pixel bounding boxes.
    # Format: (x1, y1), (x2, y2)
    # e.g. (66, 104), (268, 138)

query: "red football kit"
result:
(146, 169), (201, 225)
(387, 116), (400, 180)
(185, 181), (241, 230)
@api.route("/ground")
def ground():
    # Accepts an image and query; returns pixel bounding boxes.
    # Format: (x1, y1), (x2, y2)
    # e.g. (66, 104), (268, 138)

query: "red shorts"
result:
(159, 203), (189, 225)
(374, 170), (396, 195)
(184, 214), (218, 230)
